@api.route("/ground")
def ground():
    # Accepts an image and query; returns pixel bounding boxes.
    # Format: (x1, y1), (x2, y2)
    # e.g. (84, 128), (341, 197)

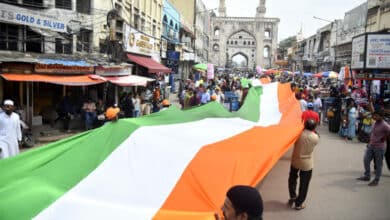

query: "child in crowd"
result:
(339, 115), (349, 138)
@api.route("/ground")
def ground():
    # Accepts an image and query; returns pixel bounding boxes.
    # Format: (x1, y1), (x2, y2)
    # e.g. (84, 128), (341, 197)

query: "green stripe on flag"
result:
(0, 86), (262, 220)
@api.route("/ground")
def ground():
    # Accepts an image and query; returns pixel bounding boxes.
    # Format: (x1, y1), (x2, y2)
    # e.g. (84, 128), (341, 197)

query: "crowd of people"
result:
(1, 70), (389, 218)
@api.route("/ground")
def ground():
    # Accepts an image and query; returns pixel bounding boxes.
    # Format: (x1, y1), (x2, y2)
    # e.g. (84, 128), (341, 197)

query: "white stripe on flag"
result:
(34, 83), (281, 220)
(257, 83), (282, 126)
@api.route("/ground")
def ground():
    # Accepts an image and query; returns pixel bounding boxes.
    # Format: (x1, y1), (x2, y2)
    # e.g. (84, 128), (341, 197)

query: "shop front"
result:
(0, 60), (100, 127)
(94, 64), (156, 105)
(351, 33), (390, 101)
(123, 24), (171, 98)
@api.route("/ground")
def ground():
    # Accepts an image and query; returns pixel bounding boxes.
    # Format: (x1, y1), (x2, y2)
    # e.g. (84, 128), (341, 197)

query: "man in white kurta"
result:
(0, 100), (22, 159)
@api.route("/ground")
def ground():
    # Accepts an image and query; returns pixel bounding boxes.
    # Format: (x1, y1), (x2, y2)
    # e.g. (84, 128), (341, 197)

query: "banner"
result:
(256, 66), (262, 74)
(0, 3), (74, 33)
(207, 63), (214, 79)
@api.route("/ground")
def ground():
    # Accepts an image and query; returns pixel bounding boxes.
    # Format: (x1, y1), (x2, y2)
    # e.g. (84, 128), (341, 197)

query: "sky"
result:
(204, 0), (367, 41)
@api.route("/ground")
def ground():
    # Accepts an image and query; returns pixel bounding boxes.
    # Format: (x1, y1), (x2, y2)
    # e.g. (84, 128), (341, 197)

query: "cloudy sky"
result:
(204, 0), (367, 41)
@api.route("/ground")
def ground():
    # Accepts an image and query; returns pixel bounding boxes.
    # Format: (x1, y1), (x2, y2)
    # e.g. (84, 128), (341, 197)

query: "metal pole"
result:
(26, 82), (30, 126)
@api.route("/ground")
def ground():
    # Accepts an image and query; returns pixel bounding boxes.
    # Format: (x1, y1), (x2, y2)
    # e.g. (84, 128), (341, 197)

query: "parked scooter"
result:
(20, 118), (35, 148)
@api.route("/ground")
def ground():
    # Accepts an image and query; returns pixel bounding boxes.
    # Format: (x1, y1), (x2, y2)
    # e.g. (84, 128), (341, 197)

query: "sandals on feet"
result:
(295, 203), (306, 210)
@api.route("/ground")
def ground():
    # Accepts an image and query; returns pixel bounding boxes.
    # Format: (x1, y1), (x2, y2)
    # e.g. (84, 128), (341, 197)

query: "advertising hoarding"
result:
(351, 35), (366, 69)
(0, 3), (73, 33)
(123, 25), (157, 57)
(366, 34), (390, 69)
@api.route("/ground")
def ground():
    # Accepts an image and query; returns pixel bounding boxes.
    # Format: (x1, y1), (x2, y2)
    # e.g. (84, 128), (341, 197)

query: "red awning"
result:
(1, 73), (105, 86)
(92, 75), (155, 87)
(127, 54), (171, 74)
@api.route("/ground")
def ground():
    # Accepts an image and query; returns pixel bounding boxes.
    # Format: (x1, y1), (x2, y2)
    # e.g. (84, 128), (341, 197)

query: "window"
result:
(134, 14), (139, 29)
(264, 30), (271, 38)
(235, 41), (237, 45)
(214, 27), (220, 36)
(243, 41), (246, 45)
(152, 24), (156, 37)
(213, 44), (219, 51)
(239, 36), (242, 39)
(0, 23), (18, 51)
(77, 29), (91, 52)
(76, 0), (91, 14)
(227, 41), (229, 45)
(55, 35), (72, 54)
(25, 28), (43, 53)
(141, 18), (146, 31)
(55, 0), (72, 10)
(22, 0), (43, 7)
(264, 46), (270, 58)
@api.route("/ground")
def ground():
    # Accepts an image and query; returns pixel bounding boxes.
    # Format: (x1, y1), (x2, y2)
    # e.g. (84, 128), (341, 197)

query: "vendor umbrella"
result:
(322, 71), (338, 78)
(303, 72), (313, 77)
(329, 71), (339, 78)
(193, 63), (207, 71)
(314, 72), (322, 78)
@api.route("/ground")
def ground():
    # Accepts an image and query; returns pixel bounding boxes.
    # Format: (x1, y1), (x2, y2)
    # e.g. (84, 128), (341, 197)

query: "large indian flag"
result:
(0, 82), (302, 220)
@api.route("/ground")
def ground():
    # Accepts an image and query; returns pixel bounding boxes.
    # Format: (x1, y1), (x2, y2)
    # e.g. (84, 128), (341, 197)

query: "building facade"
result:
(366, 0), (390, 32)
(209, 0), (279, 70)
(169, 0), (196, 81)
(291, 2), (368, 74)
(194, 0), (211, 64)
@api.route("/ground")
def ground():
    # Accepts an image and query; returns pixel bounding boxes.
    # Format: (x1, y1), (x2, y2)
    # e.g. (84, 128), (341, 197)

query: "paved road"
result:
(259, 124), (390, 220)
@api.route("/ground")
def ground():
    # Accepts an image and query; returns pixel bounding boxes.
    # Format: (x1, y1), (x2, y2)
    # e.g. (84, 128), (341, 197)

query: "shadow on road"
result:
(264, 200), (294, 212)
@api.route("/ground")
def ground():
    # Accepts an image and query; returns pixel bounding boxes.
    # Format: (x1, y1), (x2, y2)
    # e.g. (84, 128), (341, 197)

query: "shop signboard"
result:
(0, 3), (74, 33)
(166, 51), (180, 75)
(95, 65), (133, 76)
(123, 25), (156, 57)
(366, 34), (390, 69)
(183, 52), (195, 61)
(35, 64), (94, 74)
(351, 34), (366, 69)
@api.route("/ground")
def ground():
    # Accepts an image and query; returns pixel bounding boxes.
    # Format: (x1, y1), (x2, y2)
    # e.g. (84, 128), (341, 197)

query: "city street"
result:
(260, 124), (390, 220)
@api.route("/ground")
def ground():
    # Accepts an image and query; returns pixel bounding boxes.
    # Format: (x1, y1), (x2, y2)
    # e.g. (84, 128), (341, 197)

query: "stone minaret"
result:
(218, 0), (226, 17)
(256, 0), (266, 17)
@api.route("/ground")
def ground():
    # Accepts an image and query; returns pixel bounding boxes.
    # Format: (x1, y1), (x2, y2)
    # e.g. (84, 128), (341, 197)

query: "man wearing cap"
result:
(301, 102), (320, 125)
(216, 185), (263, 220)
(160, 99), (170, 111)
(288, 119), (319, 210)
(0, 100), (22, 159)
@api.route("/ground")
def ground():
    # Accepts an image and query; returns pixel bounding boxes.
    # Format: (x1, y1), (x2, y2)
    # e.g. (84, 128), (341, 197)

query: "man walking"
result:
(357, 109), (390, 186)
(0, 100), (22, 159)
(288, 119), (319, 210)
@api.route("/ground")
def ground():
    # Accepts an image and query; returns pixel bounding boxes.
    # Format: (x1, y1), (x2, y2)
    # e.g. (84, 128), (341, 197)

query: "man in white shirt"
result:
(0, 100), (22, 159)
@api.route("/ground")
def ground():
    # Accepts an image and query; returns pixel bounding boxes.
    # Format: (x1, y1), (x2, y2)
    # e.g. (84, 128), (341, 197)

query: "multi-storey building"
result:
(366, 0), (390, 32)
(168, 0), (196, 81)
(293, 2), (367, 73)
(0, 0), (170, 126)
(194, 0), (211, 64)
(0, 0), (104, 125)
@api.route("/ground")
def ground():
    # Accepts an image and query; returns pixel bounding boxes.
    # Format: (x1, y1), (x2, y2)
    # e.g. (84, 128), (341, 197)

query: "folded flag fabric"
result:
(0, 82), (303, 220)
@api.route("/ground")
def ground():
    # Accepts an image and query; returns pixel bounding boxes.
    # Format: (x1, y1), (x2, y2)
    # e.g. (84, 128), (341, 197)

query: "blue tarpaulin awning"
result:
(37, 59), (92, 67)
